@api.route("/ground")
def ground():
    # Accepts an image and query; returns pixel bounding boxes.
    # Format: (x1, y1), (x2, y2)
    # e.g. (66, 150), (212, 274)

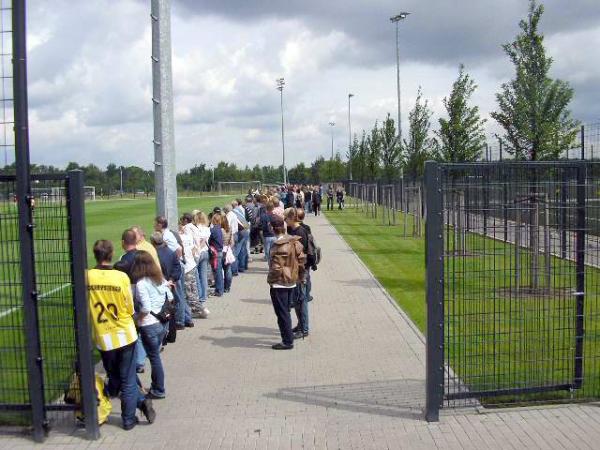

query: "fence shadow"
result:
(265, 379), (425, 420)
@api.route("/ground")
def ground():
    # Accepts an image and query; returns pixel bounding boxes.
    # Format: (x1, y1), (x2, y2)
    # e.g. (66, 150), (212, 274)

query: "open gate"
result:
(425, 161), (600, 421)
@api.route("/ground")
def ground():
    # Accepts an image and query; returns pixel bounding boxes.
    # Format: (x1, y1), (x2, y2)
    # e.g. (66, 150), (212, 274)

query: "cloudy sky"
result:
(23, 0), (600, 171)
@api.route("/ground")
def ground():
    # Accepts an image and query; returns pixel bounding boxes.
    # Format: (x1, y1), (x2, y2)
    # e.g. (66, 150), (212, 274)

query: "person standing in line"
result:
(232, 200), (250, 274)
(209, 213), (224, 297)
(131, 250), (171, 400)
(87, 240), (155, 430)
(193, 211), (211, 313)
(312, 187), (322, 216)
(178, 217), (205, 320)
(296, 208), (314, 305)
(261, 201), (277, 264)
(326, 185), (334, 211)
(153, 217), (189, 330)
(114, 228), (146, 374)
(131, 226), (160, 268)
(284, 208), (311, 338)
(304, 187), (312, 213)
(336, 187), (345, 210)
(267, 216), (306, 350)
(221, 213), (234, 293)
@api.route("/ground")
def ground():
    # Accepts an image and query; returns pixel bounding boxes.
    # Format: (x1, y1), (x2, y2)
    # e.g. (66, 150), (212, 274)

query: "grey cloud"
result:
(173, 0), (600, 68)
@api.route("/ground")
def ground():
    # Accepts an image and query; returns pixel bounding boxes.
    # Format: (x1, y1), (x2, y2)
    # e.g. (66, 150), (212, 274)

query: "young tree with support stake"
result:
(403, 87), (434, 180)
(492, 0), (579, 292)
(436, 64), (486, 163)
(380, 113), (401, 182)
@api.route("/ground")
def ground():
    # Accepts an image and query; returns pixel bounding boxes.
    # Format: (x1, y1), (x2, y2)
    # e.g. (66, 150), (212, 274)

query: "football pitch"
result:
(0, 194), (235, 416)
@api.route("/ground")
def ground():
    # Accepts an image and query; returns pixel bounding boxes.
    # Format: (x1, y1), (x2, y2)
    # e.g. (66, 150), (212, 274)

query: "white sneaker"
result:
(202, 307), (210, 316)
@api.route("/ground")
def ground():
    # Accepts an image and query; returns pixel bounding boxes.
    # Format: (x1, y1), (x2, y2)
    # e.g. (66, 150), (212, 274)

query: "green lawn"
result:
(325, 205), (600, 406)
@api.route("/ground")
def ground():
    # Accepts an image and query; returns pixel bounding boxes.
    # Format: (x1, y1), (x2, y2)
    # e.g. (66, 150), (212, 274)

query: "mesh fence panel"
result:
(436, 162), (600, 408)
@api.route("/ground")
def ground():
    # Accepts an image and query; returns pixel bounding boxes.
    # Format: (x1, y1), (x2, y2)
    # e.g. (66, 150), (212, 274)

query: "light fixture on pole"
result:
(390, 11), (410, 142)
(276, 77), (287, 185)
(329, 121), (335, 181)
(348, 93), (354, 180)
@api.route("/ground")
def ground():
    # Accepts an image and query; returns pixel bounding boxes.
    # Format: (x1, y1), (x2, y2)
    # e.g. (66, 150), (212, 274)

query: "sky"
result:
(20, 0), (600, 171)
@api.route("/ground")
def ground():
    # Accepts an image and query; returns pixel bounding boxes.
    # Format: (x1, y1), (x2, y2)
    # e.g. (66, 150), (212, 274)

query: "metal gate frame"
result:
(3, 0), (99, 441)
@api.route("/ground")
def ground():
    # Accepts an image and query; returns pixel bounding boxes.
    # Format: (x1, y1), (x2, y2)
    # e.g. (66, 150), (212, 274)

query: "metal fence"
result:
(0, 172), (98, 440)
(346, 179), (424, 237)
(425, 160), (600, 421)
(481, 123), (600, 161)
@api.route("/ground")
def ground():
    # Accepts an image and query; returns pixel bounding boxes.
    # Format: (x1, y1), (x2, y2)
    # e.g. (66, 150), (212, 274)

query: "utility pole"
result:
(329, 121), (335, 181)
(348, 93), (354, 180)
(151, 0), (178, 225)
(276, 78), (287, 185)
(390, 12), (410, 142)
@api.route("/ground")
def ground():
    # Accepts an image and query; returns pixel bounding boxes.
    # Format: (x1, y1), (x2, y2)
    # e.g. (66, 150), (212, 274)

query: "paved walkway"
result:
(4, 213), (600, 449)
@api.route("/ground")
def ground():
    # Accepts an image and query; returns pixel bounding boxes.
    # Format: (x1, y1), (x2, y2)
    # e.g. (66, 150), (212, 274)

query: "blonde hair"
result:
(194, 211), (209, 226)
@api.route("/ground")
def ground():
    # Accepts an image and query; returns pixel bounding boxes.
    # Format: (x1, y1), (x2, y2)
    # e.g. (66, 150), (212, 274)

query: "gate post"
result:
(425, 161), (444, 422)
(574, 164), (586, 389)
(67, 170), (100, 439)
(12, 0), (46, 441)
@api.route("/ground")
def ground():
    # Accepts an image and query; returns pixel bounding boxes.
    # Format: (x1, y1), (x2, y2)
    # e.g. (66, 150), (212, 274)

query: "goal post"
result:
(217, 181), (261, 196)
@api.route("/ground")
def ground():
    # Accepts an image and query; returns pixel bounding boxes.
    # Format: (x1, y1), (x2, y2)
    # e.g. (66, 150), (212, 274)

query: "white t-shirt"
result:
(162, 229), (180, 253)
(180, 232), (197, 274)
(196, 224), (210, 254)
(226, 211), (239, 237)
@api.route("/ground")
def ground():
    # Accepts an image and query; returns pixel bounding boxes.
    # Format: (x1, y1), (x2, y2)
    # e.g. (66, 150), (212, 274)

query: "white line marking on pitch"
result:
(0, 283), (71, 319)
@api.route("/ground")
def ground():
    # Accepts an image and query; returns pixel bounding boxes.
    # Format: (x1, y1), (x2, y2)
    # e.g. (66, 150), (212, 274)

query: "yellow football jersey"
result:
(87, 267), (137, 351)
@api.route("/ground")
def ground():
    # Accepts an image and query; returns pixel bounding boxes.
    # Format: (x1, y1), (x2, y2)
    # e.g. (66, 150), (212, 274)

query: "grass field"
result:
(0, 194), (235, 422)
(325, 204), (600, 406)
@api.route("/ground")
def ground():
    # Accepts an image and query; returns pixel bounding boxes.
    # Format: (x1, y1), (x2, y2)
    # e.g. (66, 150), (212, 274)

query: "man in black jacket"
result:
(284, 208), (310, 339)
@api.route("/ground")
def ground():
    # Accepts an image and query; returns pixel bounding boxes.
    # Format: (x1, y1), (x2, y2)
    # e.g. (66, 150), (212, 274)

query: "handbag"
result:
(151, 292), (176, 324)
(223, 245), (236, 265)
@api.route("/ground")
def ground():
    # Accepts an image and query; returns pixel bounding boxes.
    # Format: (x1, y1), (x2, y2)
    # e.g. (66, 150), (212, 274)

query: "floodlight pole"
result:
(348, 93), (354, 180)
(329, 121), (335, 181)
(151, 0), (178, 225)
(276, 78), (287, 185)
(390, 12), (410, 142)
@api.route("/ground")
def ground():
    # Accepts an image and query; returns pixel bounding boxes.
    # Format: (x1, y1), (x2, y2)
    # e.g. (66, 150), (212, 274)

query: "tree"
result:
(403, 87), (434, 179)
(366, 121), (381, 181)
(491, 0), (578, 160)
(437, 64), (486, 162)
(380, 113), (401, 182)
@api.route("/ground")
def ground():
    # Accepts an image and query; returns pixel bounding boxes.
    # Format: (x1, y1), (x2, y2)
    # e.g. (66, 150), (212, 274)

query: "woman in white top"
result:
(179, 214), (204, 317)
(131, 250), (172, 399)
(193, 211), (211, 310)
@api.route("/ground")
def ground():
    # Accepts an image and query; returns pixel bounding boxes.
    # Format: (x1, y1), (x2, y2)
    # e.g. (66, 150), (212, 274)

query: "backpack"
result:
(301, 224), (321, 270)
(64, 372), (112, 425)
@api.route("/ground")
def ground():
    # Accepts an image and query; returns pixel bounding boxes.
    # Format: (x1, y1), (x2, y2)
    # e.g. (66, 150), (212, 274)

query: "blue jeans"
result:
(175, 276), (192, 325)
(294, 275), (310, 333)
(135, 338), (146, 369)
(214, 252), (224, 295)
(100, 341), (145, 428)
(232, 230), (249, 274)
(305, 200), (312, 213)
(196, 252), (209, 303)
(264, 236), (276, 265)
(140, 322), (166, 397)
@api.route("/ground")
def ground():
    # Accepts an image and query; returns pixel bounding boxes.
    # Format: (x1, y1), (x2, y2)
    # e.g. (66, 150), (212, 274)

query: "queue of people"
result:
(86, 187), (323, 429)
